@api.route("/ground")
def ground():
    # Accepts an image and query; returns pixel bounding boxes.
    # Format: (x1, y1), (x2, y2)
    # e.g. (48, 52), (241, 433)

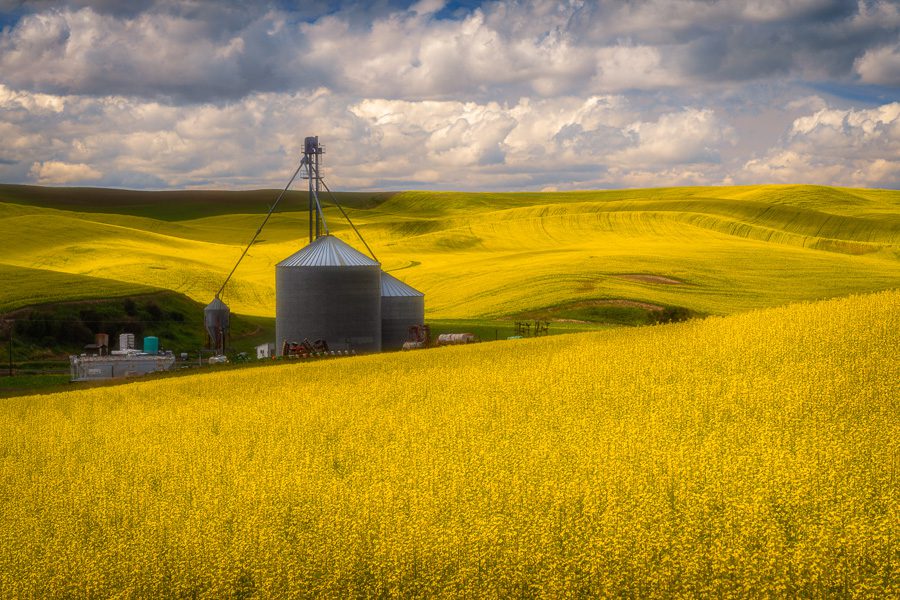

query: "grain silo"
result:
(204, 297), (230, 355)
(276, 235), (382, 354)
(381, 271), (425, 350)
(208, 135), (425, 357)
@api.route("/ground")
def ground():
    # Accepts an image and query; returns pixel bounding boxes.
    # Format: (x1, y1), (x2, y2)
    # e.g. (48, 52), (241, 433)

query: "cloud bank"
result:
(0, 0), (897, 190)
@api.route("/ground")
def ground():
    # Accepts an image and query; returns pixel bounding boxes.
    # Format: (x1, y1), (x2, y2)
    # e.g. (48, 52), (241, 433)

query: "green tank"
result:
(143, 336), (159, 354)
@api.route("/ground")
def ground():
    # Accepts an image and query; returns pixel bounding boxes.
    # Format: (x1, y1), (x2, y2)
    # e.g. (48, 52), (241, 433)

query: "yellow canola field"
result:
(2, 185), (899, 318)
(1, 290), (897, 597)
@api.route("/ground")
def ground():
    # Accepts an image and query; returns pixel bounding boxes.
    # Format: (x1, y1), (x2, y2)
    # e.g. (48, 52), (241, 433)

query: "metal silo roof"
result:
(277, 235), (379, 267)
(381, 271), (424, 297)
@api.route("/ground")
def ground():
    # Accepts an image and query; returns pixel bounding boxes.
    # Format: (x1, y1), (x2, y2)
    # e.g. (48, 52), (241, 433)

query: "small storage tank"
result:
(143, 336), (159, 354)
(381, 271), (425, 350)
(276, 236), (381, 354)
(204, 297), (230, 353)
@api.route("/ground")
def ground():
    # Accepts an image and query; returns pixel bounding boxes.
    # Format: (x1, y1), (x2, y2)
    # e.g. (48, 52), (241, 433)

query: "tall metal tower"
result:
(303, 136), (325, 243)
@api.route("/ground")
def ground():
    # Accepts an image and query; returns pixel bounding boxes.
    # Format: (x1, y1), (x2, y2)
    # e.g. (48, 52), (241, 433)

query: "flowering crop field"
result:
(2, 184), (899, 318)
(1, 290), (897, 597)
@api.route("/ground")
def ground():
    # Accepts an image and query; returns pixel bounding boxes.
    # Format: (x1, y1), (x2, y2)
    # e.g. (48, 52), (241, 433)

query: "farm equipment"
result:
(402, 324), (430, 350)
(514, 320), (550, 337)
(282, 338), (330, 358)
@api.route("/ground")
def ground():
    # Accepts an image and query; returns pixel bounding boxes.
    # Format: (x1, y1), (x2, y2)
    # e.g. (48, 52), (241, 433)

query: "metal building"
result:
(256, 342), (275, 359)
(204, 297), (230, 354)
(70, 352), (175, 382)
(276, 235), (382, 354)
(381, 271), (425, 350)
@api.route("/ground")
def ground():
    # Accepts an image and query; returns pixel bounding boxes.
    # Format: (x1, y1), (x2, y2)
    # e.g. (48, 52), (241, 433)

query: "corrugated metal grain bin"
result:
(276, 236), (382, 354)
(204, 297), (230, 352)
(381, 271), (425, 350)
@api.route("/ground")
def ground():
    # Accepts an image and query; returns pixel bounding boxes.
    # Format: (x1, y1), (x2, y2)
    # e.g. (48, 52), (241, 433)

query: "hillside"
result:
(2, 291), (274, 362)
(1, 290), (896, 596)
(1, 184), (898, 322)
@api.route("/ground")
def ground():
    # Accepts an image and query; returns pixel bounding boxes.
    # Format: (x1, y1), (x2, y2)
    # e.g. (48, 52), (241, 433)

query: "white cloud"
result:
(739, 0), (837, 22)
(788, 103), (900, 159)
(351, 98), (517, 168)
(736, 102), (900, 187)
(854, 41), (900, 86)
(590, 44), (680, 91)
(297, 8), (603, 100)
(3, 79), (897, 191)
(29, 160), (102, 184)
(740, 150), (843, 184)
(12, 0), (878, 104)
(410, 0), (445, 17)
(1, 0), (898, 105)
(784, 95), (828, 113)
(0, 84), (66, 113)
(0, 7), (298, 101)
(612, 109), (735, 167)
(0, 0), (898, 193)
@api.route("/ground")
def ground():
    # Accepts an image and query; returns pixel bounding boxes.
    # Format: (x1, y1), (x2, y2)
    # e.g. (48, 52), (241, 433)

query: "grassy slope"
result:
(0, 264), (155, 313)
(0, 184), (898, 320)
(4, 291), (274, 359)
(0, 290), (896, 596)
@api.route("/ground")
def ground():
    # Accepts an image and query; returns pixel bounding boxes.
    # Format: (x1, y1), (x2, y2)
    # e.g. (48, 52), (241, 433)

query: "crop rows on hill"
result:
(1, 185), (899, 320)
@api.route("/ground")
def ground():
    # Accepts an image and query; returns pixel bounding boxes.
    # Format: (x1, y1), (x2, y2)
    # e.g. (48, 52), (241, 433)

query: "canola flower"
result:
(0, 290), (897, 597)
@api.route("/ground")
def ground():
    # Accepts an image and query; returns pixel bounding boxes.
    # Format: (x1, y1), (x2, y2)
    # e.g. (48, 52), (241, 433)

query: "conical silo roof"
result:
(381, 271), (424, 297)
(277, 235), (379, 267)
(204, 297), (230, 330)
(205, 296), (229, 313)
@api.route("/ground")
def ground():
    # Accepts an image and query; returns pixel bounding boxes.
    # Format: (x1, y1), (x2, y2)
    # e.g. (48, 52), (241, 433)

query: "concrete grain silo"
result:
(381, 271), (425, 350)
(276, 235), (382, 354)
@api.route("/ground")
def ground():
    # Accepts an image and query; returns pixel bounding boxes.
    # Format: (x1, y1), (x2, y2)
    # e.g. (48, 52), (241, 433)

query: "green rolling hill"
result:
(1, 183), (897, 326)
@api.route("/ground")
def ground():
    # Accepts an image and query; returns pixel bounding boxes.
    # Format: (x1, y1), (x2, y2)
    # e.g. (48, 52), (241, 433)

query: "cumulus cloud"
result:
(3, 77), (895, 191)
(2, 1), (898, 102)
(612, 109), (735, 168)
(788, 103), (900, 158)
(590, 45), (680, 91)
(854, 41), (900, 86)
(0, 84), (395, 189)
(0, 1), (898, 190)
(0, 83), (65, 113)
(737, 103), (900, 187)
(0, 80), (740, 191)
(29, 160), (101, 183)
(0, 7), (305, 101)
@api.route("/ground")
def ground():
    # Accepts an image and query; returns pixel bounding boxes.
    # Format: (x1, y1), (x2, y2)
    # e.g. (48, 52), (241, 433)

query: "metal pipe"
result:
(308, 155), (314, 243)
(315, 149), (321, 239)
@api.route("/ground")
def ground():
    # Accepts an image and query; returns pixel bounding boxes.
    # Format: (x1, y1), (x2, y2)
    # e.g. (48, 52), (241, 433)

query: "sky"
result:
(0, 0), (898, 191)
